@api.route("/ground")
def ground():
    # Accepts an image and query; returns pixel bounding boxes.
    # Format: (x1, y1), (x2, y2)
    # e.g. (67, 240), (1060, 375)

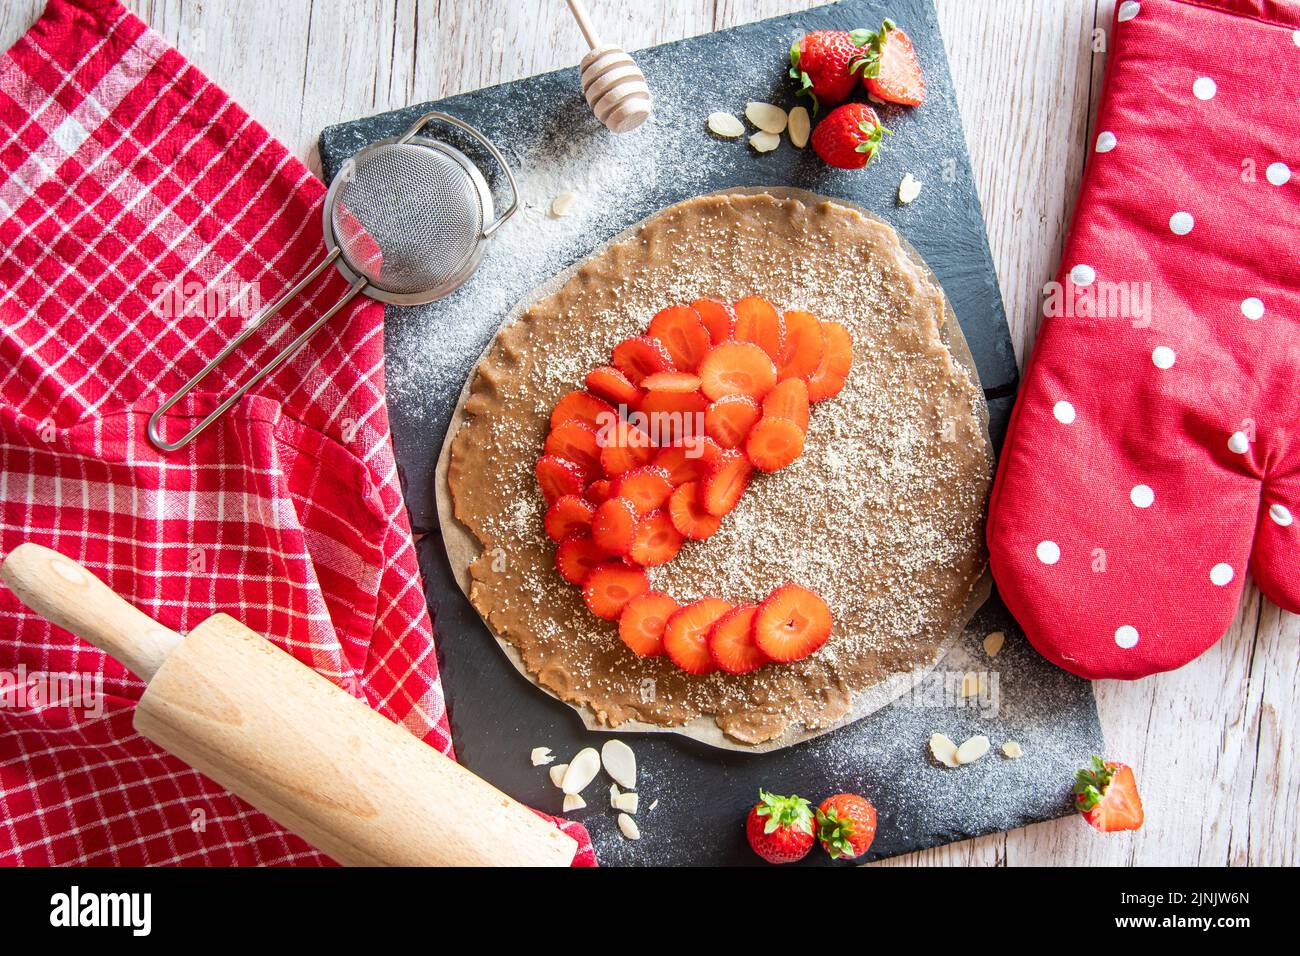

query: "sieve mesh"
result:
(330, 142), (483, 295)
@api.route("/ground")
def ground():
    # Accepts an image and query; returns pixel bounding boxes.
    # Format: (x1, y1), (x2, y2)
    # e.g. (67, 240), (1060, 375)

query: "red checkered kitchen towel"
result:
(0, 0), (594, 866)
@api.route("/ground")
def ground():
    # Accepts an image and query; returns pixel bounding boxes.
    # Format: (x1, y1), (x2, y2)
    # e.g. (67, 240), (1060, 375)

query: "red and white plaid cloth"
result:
(0, 0), (593, 866)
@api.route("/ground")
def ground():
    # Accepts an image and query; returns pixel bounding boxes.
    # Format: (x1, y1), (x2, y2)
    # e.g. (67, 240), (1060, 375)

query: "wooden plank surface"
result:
(0, 0), (1293, 866)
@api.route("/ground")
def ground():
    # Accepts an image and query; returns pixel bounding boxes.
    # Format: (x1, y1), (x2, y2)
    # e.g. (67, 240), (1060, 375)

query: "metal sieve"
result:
(148, 111), (518, 452)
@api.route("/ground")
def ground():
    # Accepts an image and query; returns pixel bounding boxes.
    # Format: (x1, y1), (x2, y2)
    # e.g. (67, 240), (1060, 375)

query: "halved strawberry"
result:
(613, 466), (675, 514)
(550, 390), (616, 432)
(762, 378), (810, 433)
(778, 310), (825, 382)
(700, 449), (753, 517)
(585, 365), (641, 407)
(807, 321), (853, 402)
(1074, 758), (1145, 832)
(583, 562), (650, 620)
(555, 534), (607, 585)
(753, 584), (833, 662)
(584, 478), (615, 505)
(640, 371), (702, 393)
(691, 298), (736, 344)
(536, 455), (586, 505)
(619, 591), (679, 656)
(628, 509), (684, 566)
(598, 419), (655, 475)
(663, 597), (734, 674)
(734, 296), (786, 363)
(612, 335), (674, 384)
(591, 496), (639, 556)
(544, 421), (601, 474)
(705, 394), (761, 449)
(653, 438), (723, 486)
(857, 20), (926, 107)
(648, 305), (711, 372)
(637, 388), (709, 421)
(698, 341), (778, 402)
(668, 481), (722, 540)
(708, 603), (768, 674)
(544, 494), (595, 541)
(745, 416), (805, 472)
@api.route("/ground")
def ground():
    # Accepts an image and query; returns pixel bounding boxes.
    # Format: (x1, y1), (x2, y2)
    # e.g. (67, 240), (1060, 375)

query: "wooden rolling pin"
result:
(0, 543), (577, 867)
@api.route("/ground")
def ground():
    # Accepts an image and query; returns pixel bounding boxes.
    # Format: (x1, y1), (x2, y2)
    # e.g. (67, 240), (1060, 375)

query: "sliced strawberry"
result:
(640, 371), (702, 393)
(691, 297), (736, 344)
(700, 449), (753, 517)
(544, 494), (595, 541)
(628, 509), (685, 566)
(543, 421), (602, 474)
(663, 597), (733, 674)
(745, 416), (805, 472)
(598, 419), (655, 476)
(653, 438), (723, 486)
(708, 603), (768, 674)
(637, 388), (709, 419)
(753, 584), (833, 662)
(648, 305), (711, 372)
(1074, 758), (1145, 832)
(619, 591), (679, 656)
(585, 365), (641, 407)
(584, 478), (615, 505)
(860, 21), (926, 107)
(762, 378), (810, 432)
(555, 535), (607, 585)
(778, 310), (825, 382)
(550, 390), (616, 432)
(612, 335), (674, 384)
(591, 496), (639, 556)
(613, 466), (675, 514)
(668, 481), (722, 540)
(733, 296), (786, 363)
(807, 321), (853, 402)
(535, 455), (586, 505)
(583, 562), (650, 620)
(704, 394), (762, 449)
(698, 341), (778, 402)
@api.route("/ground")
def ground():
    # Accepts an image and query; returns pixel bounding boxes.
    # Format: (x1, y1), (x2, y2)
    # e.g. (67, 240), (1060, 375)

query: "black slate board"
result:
(320, 0), (1104, 865)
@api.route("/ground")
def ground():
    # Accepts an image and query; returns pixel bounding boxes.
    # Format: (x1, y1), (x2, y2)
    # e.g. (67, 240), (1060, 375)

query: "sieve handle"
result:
(398, 111), (519, 239)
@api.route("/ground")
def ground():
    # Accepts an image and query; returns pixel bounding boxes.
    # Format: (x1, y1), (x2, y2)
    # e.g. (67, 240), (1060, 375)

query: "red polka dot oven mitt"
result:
(987, 0), (1298, 680)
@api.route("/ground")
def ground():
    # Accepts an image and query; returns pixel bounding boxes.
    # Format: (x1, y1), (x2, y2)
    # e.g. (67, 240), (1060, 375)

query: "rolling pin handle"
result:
(0, 543), (181, 681)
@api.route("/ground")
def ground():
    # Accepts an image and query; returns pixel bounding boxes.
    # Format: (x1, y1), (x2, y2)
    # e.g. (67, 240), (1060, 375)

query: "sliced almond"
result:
(787, 106), (810, 149)
(960, 672), (982, 698)
(617, 813), (641, 840)
(648, 799), (659, 811)
(613, 791), (639, 814)
(929, 732), (960, 768)
(983, 630), (1005, 658)
(549, 191), (578, 218)
(562, 793), (586, 812)
(548, 763), (568, 788)
(530, 746), (555, 766)
(956, 735), (991, 765)
(560, 747), (601, 794)
(745, 101), (787, 135)
(749, 131), (780, 153)
(601, 739), (637, 789)
(609, 783), (621, 808)
(707, 111), (745, 138)
(898, 173), (923, 205)
(1002, 741), (1023, 759)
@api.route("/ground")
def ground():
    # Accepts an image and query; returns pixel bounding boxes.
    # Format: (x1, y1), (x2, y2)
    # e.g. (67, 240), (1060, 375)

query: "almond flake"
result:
(648, 799), (659, 811)
(617, 813), (641, 840)
(530, 746), (555, 766)
(707, 111), (745, 138)
(601, 739), (637, 789)
(956, 735), (991, 765)
(983, 630), (1005, 658)
(548, 764), (568, 788)
(560, 747), (601, 794)
(613, 791), (640, 814)
(787, 106), (810, 148)
(897, 173), (923, 204)
(749, 131), (780, 153)
(562, 793), (586, 812)
(960, 672), (982, 698)
(745, 102), (787, 135)
(1002, 741), (1023, 759)
(929, 732), (960, 768)
(609, 783), (621, 807)
(549, 191), (578, 218)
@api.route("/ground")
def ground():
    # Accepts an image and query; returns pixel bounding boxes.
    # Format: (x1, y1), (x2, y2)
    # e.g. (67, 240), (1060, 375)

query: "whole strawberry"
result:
(789, 29), (873, 110)
(816, 792), (877, 860)
(746, 790), (816, 864)
(811, 103), (890, 169)
(1074, 757), (1145, 832)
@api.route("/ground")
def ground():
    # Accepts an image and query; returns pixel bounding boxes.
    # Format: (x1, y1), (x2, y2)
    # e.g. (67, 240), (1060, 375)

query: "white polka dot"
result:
(1266, 162), (1291, 186)
(1095, 131), (1117, 153)
(1270, 504), (1293, 527)
(1118, 1), (1140, 21)
(1053, 400), (1077, 425)
(1151, 346), (1176, 369)
(1228, 431), (1250, 454)
(1130, 484), (1155, 508)
(1036, 540), (1061, 565)
(1240, 297), (1264, 320)
(1169, 211), (1194, 235)
(1193, 77), (1217, 100)
(1294, 29), (1300, 48)
(1070, 264), (1096, 287)
(1209, 563), (1234, 586)
(1115, 625), (1139, 649)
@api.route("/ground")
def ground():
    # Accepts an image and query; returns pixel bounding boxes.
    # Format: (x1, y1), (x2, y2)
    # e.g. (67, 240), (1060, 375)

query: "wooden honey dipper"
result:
(565, 0), (653, 133)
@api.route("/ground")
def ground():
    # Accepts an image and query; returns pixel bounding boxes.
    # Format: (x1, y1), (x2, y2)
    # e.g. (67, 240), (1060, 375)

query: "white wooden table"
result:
(1, 0), (1294, 866)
